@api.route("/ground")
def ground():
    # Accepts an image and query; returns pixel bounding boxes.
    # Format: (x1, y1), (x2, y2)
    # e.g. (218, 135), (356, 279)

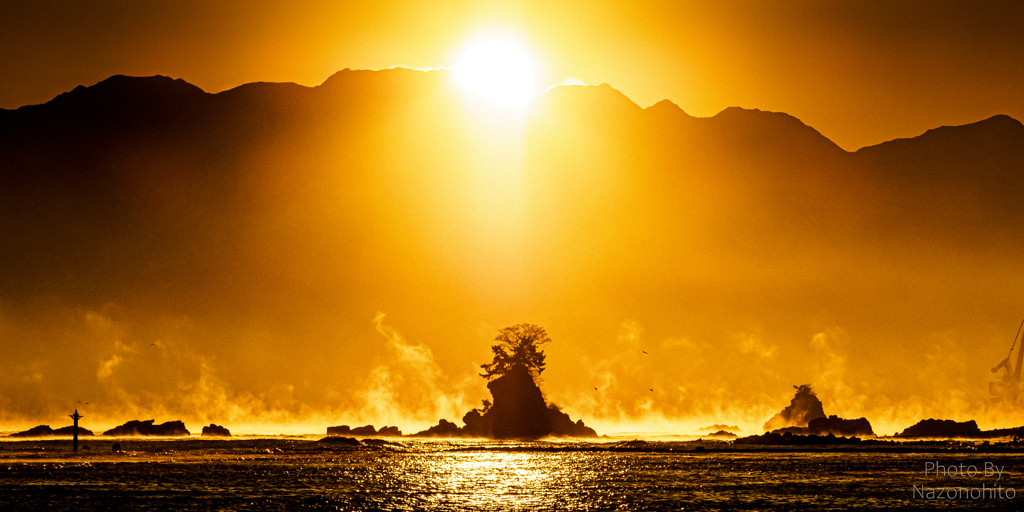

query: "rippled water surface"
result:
(2, 437), (1022, 510)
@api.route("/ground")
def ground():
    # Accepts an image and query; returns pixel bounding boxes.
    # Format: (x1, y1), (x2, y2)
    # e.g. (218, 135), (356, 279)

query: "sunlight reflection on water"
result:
(0, 438), (1022, 510)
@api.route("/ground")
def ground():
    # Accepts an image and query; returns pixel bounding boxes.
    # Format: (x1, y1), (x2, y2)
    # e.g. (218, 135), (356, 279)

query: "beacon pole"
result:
(70, 409), (83, 452)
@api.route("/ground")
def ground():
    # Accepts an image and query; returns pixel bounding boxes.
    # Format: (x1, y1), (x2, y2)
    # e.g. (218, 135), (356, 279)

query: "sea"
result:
(2, 435), (1022, 510)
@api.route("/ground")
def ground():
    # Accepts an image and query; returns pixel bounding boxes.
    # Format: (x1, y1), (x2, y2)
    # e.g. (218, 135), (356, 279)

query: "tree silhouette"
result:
(480, 323), (551, 380)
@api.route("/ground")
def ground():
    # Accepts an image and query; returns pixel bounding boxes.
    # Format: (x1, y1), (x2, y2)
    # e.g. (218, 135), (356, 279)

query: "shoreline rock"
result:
(763, 385), (825, 432)
(736, 432), (864, 446)
(895, 419), (1024, 439)
(326, 425), (402, 437)
(201, 424), (231, 437)
(897, 419), (980, 438)
(708, 430), (738, 437)
(6, 425), (95, 438)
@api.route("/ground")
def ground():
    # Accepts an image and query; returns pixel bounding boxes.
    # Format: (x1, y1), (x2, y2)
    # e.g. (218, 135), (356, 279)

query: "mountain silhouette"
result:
(3, 71), (1022, 307)
(3, 70), (1022, 316)
(2, 70), (1023, 428)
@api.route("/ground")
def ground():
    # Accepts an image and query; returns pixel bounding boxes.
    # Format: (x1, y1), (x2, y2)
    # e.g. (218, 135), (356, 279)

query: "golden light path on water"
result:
(1, 437), (1023, 510)
(417, 451), (574, 509)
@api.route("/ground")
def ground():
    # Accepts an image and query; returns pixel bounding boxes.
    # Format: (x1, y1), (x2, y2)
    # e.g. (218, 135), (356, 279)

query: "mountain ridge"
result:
(2, 68), (1024, 430)
(4, 70), (1020, 154)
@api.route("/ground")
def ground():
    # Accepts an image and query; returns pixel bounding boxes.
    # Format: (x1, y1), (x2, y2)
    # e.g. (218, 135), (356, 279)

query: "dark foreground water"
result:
(2, 437), (1022, 510)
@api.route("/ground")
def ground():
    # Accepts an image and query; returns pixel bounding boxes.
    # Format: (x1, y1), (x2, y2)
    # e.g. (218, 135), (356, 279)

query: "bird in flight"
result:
(642, 351), (648, 354)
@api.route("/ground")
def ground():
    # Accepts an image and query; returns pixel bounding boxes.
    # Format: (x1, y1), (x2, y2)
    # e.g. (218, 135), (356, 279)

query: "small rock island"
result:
(413, 324), (596, 439)
(201, 424), (232, 437)
(103, 419), (190, 436)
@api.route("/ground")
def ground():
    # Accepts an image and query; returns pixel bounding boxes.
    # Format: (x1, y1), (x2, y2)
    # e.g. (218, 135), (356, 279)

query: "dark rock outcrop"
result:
(763, 385), (826, 431)
(350, 425), (377, 436)
(980, 425), (1024, 439)
(54, 425), (93, 436)
(414, 366), (596, 439)
(708, 430), (738, 437)
(411, 419), (463, 437)
(102, 419), (190, 436)
(377, 426), (402, 436)
(318, 436), (362, 446)
(326, 425), (351, 436)
(808, 415), (874, 437)
(548, 406), (597, 437)
(201, 424), (231, 437)
(327, 424), (403, 437)
(896, 419), (981, 438)
(472, 366), (552, 438)
(735, 432), (863, 445)
(699, 424), (740, 434)
(769, 426), (812, 435)
(6, 425), (94, 438)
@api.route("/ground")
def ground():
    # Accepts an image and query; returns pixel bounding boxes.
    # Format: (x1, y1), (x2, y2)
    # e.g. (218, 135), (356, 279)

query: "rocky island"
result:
(103, 420), (190, 436)
(6, 425), (94, 438)
(412, 324), (596, 439)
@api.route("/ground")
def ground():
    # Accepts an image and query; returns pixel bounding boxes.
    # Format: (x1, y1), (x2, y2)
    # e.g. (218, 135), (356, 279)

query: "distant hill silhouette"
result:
(3, 70), (1022, 317)
(2, 70), (1024, 428)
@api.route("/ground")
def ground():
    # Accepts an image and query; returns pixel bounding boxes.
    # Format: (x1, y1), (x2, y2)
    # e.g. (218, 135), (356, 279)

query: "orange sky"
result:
(1, 0), (1022, 150)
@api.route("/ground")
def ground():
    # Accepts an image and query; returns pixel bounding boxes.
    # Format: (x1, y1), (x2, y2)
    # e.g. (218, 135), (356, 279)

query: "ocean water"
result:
(1, 436), (1022, 510)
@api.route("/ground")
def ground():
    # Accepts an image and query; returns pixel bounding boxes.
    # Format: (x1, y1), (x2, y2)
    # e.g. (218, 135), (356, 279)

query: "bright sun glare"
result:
(456, 40), (535, 107)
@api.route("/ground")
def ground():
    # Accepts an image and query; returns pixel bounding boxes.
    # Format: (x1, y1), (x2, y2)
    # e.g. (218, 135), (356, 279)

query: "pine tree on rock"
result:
(479, 324), (551, 380)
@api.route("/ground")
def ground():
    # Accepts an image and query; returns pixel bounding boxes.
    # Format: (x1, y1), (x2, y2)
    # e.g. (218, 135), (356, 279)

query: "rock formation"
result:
(6, 425), (94, 437)
(349, 425), (377, 436)
(326, 424), (402, 436)
(414, 365), (596, 439)
(201, 424), (231, 437)
(735, 432), (866, 446)
(896, 419), (981, 438)
(411, 419), (462, 437)
(318, 436), (361, 446)
(377, 426), (402, 436)
(102, 419), (190, 436)
(707, 430), (738, 437)
(699, 424), (740, 434)
(808, 415), (874, 437)
(763, 385), (826, 431)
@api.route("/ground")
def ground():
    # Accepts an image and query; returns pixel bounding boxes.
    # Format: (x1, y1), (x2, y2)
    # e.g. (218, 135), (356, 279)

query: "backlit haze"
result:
(2, 1), (1024, 437)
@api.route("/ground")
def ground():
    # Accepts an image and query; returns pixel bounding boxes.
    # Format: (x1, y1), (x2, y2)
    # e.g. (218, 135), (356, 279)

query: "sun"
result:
(456, 40), (535, 107)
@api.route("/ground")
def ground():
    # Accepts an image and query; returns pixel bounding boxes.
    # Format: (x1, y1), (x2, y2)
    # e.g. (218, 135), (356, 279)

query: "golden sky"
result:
(1, 0), (1022, 150)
